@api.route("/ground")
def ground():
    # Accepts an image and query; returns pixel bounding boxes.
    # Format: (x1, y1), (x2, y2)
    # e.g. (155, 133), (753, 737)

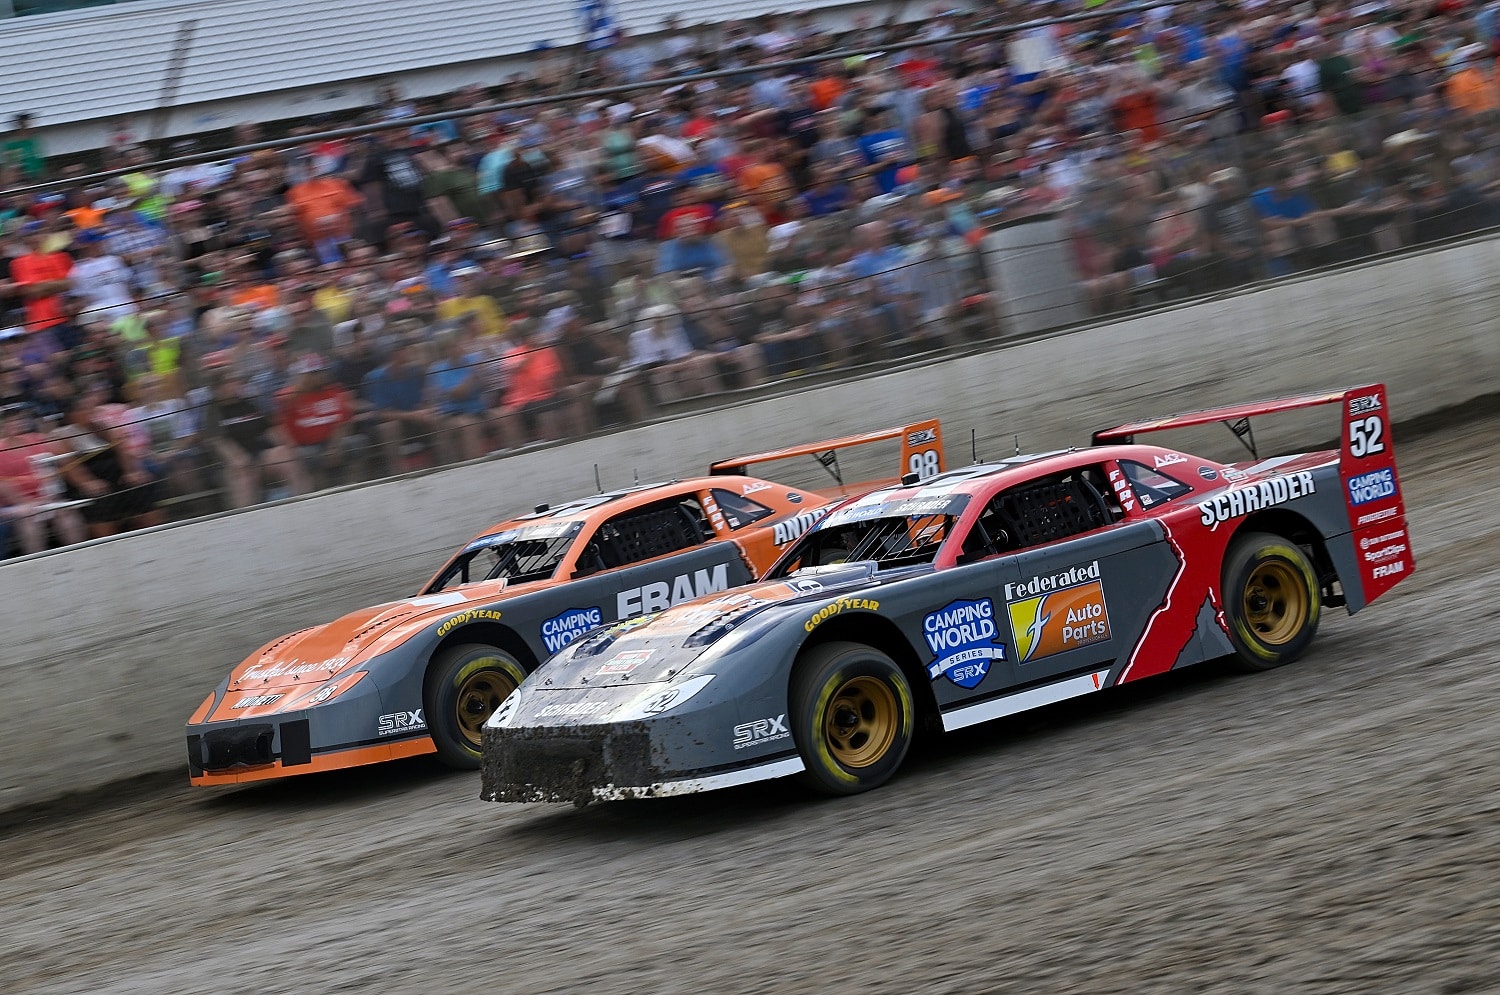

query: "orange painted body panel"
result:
(189, 736), (436, 786)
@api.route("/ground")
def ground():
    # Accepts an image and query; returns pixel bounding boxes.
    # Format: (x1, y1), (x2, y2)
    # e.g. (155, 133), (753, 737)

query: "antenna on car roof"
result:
(633, 469), (640, 486)
(594, 463), (602, 493)
(971, 428), (979, 465)
(1014, 435), (1021, 457)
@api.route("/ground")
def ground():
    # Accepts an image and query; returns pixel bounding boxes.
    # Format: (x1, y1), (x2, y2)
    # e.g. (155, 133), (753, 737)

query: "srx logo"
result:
(732, 714), (790, 749)
(377, 709), (425, 736)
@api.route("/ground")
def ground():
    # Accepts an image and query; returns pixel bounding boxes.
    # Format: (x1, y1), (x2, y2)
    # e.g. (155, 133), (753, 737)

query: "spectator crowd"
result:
(5, 0), (1500, 553)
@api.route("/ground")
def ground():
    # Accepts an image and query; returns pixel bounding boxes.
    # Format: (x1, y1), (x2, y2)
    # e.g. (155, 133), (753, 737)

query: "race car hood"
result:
(534, 562), (902, 690)
(225, 579), (536, 692)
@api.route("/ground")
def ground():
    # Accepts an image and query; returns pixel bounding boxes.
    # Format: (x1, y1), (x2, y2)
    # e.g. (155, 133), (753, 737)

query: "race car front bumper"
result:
(481, 720), (804, 805)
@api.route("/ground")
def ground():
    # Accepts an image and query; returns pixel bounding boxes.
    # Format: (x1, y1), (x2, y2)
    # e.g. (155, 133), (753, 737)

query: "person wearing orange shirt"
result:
(285, 164), (363, 259)
(498, 320), (565, 446)
(1447, 47), (1500, 119)
(11, 224), (73, 334)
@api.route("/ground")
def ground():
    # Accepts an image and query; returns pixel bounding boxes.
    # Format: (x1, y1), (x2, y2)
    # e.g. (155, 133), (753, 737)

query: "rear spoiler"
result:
(1095, 384), (1412, 601)
(1091, 388), (1347, 456)
(712, 419), (945, 496)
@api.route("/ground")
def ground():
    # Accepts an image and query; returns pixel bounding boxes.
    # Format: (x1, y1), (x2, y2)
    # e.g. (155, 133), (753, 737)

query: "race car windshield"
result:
(770, 512), (960, 576)
(427, 522), (584, 591)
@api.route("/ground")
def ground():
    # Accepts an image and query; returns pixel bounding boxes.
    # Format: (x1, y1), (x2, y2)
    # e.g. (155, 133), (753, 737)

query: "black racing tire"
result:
(423, 643), (528, 769)
(789, 641), (914, 796)
(1222, 531), (1321, 672)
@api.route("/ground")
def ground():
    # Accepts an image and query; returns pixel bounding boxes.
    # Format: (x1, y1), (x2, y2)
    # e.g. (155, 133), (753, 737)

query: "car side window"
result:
(978, 467), (1121, 552)
(592, 496), (712, 569)
(709, 488), (776, 530)
(1119, 460), (1193, 508)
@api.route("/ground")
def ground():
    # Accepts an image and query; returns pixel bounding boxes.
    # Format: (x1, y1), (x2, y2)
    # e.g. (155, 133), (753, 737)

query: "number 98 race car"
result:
(184, 421), (944, 785)
(481, 385), (1414, 805)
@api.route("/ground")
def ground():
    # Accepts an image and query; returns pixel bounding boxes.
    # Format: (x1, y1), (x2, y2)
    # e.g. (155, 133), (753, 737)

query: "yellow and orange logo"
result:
(1008, 581), (1112, 663)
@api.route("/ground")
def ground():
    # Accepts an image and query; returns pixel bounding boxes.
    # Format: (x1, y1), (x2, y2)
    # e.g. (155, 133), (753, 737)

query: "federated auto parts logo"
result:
(924, 598), (1006, 688)
(1007, 569), (1112, 664)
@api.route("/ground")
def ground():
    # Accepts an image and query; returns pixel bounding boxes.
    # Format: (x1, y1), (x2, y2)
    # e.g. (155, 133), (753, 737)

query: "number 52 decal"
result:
(1349, 416), (1385, 458)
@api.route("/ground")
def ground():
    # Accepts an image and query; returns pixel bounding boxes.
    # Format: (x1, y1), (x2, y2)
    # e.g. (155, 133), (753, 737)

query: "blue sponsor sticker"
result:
(923, 598), (1006, 689)
(1348, 468), (1396, 506)
(1198, 466), (1218, 480)
(541, 607), (603, 653)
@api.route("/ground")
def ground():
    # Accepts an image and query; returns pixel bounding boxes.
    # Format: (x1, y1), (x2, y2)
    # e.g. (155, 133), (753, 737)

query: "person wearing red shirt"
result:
(10, 225), (73, 334)
(277, 354), (356, 487)
(0, 404), (87, 552)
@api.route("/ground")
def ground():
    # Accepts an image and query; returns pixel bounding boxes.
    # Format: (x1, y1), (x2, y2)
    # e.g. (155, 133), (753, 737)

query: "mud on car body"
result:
(184, 422), (944, 785)
(481, 386), (1414, 805)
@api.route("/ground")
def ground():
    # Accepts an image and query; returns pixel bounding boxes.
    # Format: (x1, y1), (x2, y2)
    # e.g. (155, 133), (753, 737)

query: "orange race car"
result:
(185, 421), (944, 785)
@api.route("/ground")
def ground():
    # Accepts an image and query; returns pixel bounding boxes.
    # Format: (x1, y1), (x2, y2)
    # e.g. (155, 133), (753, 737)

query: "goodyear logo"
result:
(437, 608), (504, 637)
(1008, 580), (1112, 663)
(923, 598), (1005, 688)
(804, 597), (881, 632)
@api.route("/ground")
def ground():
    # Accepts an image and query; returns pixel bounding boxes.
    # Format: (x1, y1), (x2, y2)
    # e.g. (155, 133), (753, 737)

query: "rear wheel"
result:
(789, 641), (913, 795)
(424, 644), (527, 768)
(1222, 532), (1321, 671)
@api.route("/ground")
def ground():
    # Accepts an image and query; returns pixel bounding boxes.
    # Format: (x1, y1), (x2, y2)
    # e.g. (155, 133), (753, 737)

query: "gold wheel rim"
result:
(1242, 560), (1309, 646)
(455, 665), (519, 748)
(823, 676), (898, 769)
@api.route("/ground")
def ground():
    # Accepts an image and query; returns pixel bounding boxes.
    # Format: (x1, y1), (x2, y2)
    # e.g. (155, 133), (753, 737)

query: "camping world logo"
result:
(1008, 581), (1112, 663)
(923, 598), (1006, 689)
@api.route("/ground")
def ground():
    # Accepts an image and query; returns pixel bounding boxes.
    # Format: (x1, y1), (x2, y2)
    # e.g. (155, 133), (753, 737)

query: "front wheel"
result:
(1222, 532), (1321, 671)
(424, 644), (528, 768)
(789, 641), (914, 795)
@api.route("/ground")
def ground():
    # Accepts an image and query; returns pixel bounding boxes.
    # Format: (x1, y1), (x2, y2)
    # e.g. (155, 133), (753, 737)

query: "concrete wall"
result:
(4, 236), (1498, 811)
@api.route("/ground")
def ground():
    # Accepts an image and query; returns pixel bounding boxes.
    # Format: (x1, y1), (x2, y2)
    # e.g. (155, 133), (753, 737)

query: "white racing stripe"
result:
(1238, 454), (1302, 476)
(592, 757), (806, 800)
(941, 670), (1112, 733)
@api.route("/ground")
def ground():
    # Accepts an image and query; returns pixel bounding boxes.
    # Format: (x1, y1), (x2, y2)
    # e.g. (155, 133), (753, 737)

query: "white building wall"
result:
(0, 0), (909, 155)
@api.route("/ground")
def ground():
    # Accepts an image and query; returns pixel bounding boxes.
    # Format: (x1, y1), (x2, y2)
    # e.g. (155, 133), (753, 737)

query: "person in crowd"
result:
(0, 402), (88, 553)
(279, 353), (358, 486)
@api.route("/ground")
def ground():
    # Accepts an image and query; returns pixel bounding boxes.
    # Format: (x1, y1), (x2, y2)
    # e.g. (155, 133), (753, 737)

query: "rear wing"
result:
(1091, 388), (1347, 455)
(711, 420), (945, 497)
(1095, 384), (1413, 602)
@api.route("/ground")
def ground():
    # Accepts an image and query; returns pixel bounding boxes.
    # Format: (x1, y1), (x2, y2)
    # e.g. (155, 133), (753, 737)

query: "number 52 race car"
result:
(184, 422), (944, 785)
(481, 385), (1414, 805)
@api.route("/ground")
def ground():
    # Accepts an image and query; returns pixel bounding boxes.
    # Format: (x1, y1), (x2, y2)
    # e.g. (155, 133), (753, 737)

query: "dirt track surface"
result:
(4, 418), (1499, 995)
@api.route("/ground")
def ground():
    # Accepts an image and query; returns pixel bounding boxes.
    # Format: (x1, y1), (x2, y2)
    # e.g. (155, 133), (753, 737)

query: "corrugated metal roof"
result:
(0, 0), (873, 131)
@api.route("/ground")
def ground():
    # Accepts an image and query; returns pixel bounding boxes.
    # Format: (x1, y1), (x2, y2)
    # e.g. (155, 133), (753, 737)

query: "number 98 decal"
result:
(1349, 416), (1385, 458)
(908, 450), (941, 479)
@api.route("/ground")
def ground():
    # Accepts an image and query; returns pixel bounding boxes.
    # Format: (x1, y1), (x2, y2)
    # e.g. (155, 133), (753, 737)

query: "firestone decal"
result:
(541, 607), (604, 653)
(598, 649), (653, 675)
(231, 694), (283, 709)
(923, 599), (1006, 689)
(1197, 471), (1316, 529)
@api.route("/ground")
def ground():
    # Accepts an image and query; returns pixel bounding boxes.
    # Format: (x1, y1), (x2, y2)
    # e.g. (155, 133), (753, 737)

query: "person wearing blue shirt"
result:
(856, 108), (912, 195)
(1251, 171), (1317, 276)
(426, 332), (488, 463)
(656, 215), (728, 279)
(363, 341), (437, 474)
